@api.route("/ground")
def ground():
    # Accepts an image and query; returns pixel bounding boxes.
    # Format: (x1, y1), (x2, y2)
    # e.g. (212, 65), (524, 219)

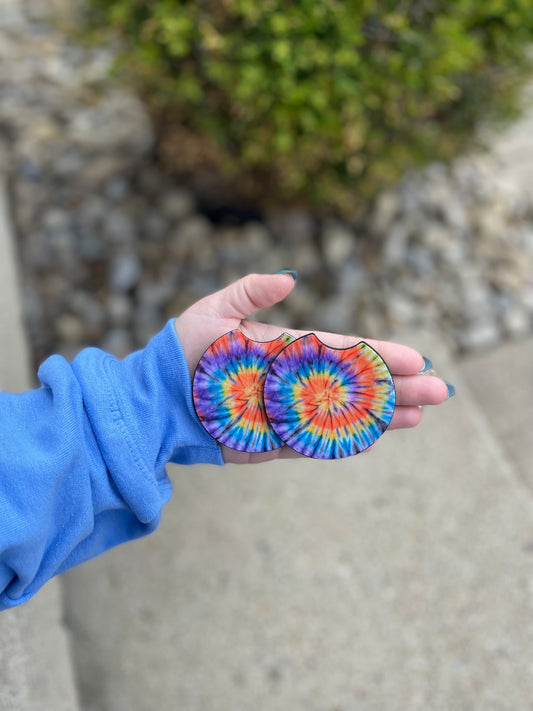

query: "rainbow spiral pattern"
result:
(193, 330), (294, 452)
(264, 334), (395, 459)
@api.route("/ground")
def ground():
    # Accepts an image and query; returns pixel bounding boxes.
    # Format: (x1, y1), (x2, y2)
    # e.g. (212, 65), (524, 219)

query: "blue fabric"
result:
(0, 319), (224, 610)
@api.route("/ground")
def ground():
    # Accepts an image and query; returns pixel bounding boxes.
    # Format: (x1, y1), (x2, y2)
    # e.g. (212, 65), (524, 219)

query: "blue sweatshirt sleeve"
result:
(0, 319), (224, 610)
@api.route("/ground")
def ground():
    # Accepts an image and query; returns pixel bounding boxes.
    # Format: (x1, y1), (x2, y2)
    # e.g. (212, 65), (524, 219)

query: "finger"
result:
(388, 405), (423, 429)
(221, 443), (300, 464)
(204, 273), (296, 321)
(242, 322), (425, 375)
(393, 375), (449, 406)
(363, 338), (425, 375)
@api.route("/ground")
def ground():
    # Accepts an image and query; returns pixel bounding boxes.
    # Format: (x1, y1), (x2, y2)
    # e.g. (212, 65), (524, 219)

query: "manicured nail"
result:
(445, 381), (455, 400)
(418, 356), (432, 373)
(276, 269), (298, 281)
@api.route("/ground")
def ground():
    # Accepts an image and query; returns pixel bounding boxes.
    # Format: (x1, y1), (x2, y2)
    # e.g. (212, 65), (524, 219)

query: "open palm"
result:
(175, 273), (450, 464)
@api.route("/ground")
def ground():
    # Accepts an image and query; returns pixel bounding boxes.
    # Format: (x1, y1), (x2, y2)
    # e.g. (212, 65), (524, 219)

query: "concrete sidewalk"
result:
(62, 329), (533, 711)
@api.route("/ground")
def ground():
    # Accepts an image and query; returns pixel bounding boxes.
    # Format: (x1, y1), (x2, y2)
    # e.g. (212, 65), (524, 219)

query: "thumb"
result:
(208, 273), (296, 320)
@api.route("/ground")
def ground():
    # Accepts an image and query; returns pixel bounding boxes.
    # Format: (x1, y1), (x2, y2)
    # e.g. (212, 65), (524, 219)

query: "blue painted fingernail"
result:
(276, 269), (298, 281)
(419, 356), (432, 373)
(445, 381), (455, 400)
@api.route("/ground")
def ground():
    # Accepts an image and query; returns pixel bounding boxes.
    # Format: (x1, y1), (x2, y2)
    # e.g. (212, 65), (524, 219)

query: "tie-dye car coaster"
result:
(264, 334), (395, 459)
(192, 330), (294, 452)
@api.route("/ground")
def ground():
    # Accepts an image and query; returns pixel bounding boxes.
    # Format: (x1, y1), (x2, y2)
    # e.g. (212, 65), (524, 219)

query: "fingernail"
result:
(418, 356), (432, 373)
(445, 381), (455, 400)
(276, 269), (298, 281)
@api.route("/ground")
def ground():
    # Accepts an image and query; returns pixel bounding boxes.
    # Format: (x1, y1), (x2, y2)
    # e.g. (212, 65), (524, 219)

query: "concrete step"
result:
(458, 336), (533, 491)
(0, 180), (81, 711)
(61, 330), (533, 711)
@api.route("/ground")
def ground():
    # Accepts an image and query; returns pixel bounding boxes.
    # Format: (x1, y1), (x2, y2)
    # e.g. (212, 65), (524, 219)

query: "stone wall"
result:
(1, 1), (532, 370)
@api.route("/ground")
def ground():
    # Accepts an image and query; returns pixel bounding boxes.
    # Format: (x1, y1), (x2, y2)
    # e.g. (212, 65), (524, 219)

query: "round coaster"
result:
(193, 330), (294, 453)
(264, 334), (395, 459)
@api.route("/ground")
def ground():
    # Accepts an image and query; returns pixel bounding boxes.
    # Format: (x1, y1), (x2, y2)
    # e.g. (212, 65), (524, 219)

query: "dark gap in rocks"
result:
(199, 203), (264, 227)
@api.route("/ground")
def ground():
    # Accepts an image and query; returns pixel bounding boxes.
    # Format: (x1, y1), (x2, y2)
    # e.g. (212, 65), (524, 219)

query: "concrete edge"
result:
(0, 177), (81, 711)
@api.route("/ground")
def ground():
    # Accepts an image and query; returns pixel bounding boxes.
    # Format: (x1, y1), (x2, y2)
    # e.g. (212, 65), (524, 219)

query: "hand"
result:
(174, 273), (451, 464)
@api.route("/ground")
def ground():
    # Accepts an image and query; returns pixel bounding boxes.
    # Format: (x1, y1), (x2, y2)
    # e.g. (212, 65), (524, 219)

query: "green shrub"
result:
(86, 0), (533, 215)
